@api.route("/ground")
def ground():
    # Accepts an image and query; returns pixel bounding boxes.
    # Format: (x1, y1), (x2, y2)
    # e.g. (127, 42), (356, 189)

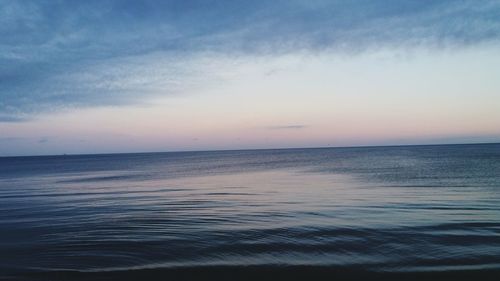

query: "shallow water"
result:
(1, 144), (500, 279)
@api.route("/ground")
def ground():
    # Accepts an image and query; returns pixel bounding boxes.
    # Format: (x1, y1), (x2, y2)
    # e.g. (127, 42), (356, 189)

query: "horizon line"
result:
(1, 141), (499, 159)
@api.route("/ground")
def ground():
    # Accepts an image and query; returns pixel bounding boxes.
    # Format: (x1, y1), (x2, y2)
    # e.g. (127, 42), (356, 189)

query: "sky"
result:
(1, 0), (500, 156)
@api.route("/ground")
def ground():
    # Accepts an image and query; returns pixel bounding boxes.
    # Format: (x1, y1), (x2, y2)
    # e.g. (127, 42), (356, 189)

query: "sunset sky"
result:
(1, 0), (500, 156)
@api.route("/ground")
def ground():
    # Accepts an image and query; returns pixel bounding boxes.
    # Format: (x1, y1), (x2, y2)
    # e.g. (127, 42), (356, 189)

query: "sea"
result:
(1, 143), (500, 280)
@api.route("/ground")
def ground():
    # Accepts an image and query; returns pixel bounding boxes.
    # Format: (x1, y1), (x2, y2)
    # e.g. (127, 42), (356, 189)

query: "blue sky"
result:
(1, 0), (500, 155)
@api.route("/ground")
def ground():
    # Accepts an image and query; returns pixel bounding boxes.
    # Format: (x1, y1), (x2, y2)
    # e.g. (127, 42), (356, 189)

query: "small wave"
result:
(58, 174), (144, 183)
(8, 265), (500, 281)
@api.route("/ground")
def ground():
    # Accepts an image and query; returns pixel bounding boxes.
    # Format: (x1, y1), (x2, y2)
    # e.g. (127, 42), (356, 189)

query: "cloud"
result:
(268, 125), (308, 130)
(1, 0), (500, 121)
(0, 114), (28, 122)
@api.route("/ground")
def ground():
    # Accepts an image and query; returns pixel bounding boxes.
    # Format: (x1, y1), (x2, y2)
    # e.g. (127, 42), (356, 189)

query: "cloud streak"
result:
(1, 0), (500, 121)
(268, 125), (308, 130)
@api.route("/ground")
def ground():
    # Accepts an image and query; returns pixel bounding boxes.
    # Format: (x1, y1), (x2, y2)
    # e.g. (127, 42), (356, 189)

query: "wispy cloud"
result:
(1, 0), (499, 121)
(0, 115), (28, 122)
(268, 125), (308, 130)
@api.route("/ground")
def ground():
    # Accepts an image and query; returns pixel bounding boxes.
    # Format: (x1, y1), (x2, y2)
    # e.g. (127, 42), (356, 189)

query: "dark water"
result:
(1, 144), (500, 280)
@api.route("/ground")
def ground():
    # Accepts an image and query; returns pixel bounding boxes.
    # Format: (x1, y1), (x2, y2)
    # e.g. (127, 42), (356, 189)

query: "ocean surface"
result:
(1, 143), (500, 280)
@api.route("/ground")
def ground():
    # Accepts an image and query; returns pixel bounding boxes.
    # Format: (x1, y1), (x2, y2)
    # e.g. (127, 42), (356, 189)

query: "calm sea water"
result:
(1, 144), (500, 280)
